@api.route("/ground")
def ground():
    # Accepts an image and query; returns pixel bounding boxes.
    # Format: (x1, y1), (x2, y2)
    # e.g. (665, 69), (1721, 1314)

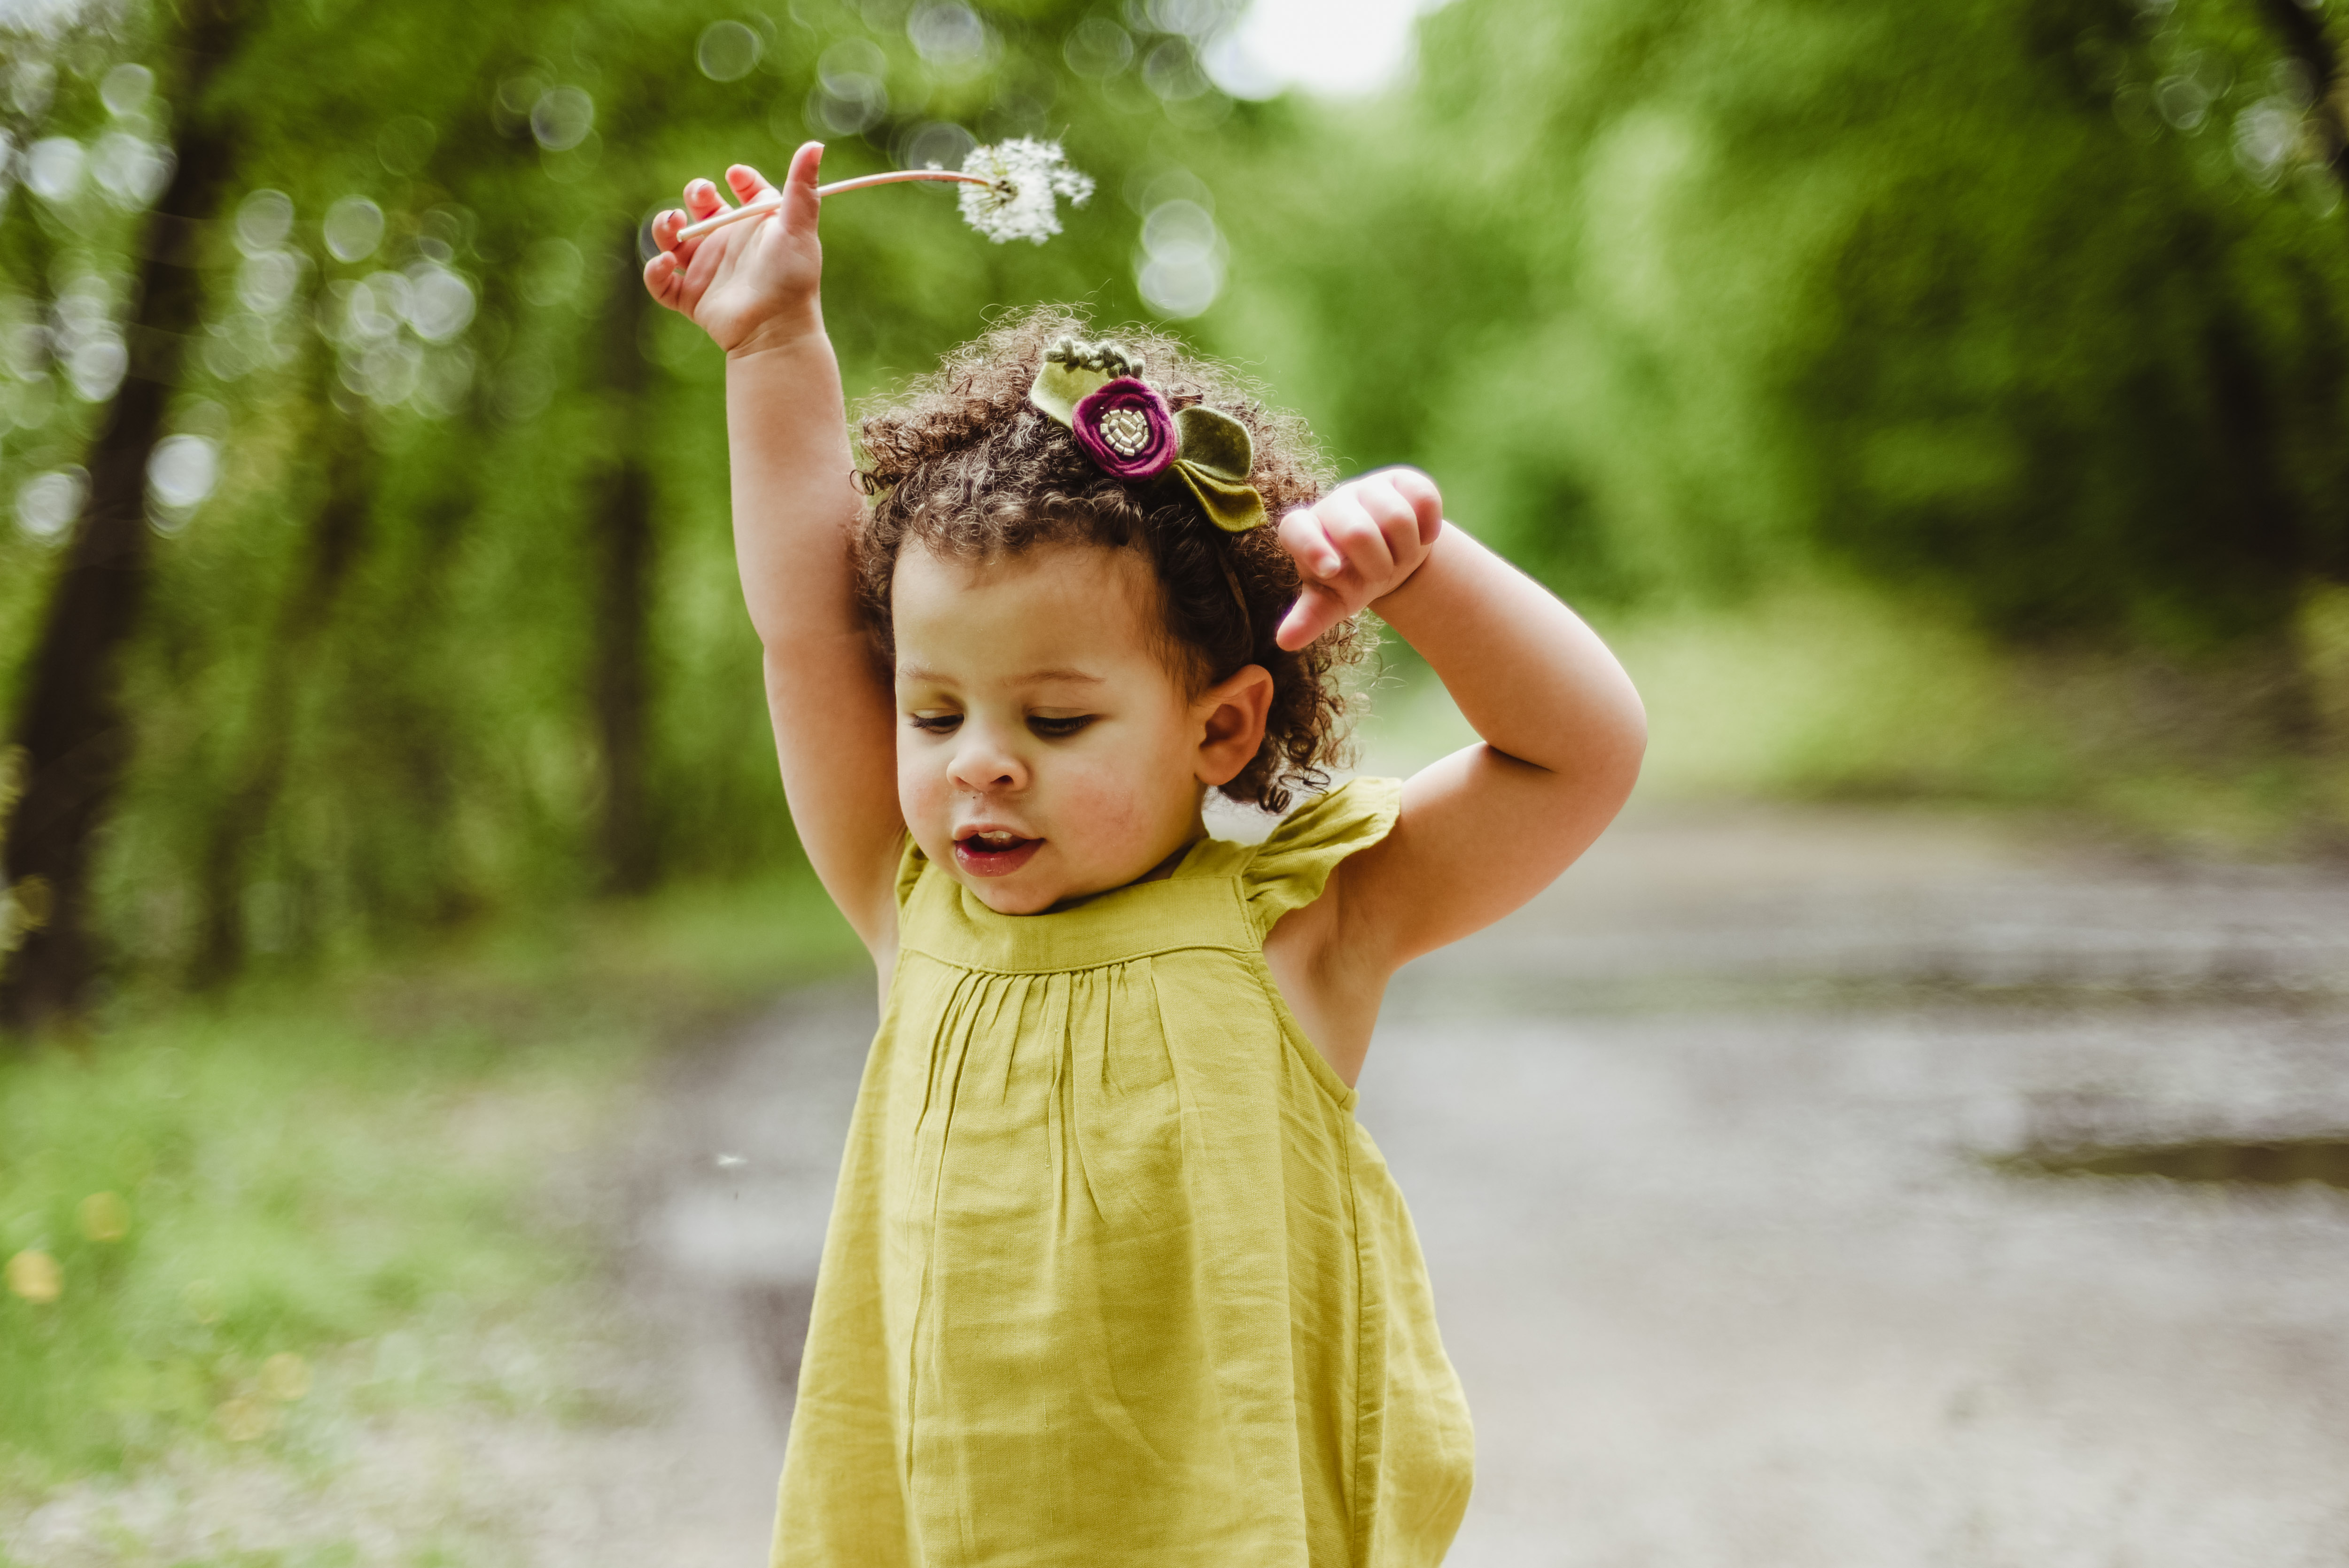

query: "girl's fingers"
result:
(1318, 492), (1397, 581)
(643, 250), (678, 305)
(684, 178), (730, 221)
(1354, 478), (1425, 563)
(1381, 465), (1438, 544)
(1278, 507), (1343, 581)
(1276, 583), (1348, 651)
(659, 208), (709, 272)
(1384, 467), (1446, 543)
(726, 163), (773, 205)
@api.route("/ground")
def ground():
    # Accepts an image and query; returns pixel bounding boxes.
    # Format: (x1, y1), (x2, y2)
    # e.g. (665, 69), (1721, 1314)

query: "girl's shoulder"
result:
(1190, 776), (1400, 938)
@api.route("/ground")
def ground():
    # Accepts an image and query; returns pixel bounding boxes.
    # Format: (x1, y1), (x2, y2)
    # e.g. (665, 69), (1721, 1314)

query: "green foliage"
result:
(0, 870), (856, 1485)
(0, 1005), (610, 1483)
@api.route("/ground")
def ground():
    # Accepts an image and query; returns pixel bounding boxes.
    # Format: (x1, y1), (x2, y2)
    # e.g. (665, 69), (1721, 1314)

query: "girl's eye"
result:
(1027, 715), (1096, 739)
(908, 714), (962, 734)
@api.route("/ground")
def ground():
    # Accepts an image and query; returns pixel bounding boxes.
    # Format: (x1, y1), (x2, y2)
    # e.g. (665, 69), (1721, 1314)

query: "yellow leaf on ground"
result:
(216, 1397), (274, 1442)
(260, 1351), (312, 1402)
(5, 1250), (61, 1304)
(79, 1191), (130, 1242)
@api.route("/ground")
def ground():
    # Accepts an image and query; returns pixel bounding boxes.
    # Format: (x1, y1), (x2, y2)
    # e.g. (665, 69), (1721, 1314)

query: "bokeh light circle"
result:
(235, 189), (295, 255)
(99, 63), (154, 117)
(235, 249), (303, 315)
(699, 21), (762, 82)
(1063, 18), (1133, 80)
(818, 39), (888, 93)
(909, 1), (989, 71)
(405, 264), (477, 342)
(24, 137), (84, 202)
(325, 196), (386, 263)
(531, 86), (596, 152)
(807, 77), (886, 135)
(148, 434), (220, 511)
(65, 335), (128, 402)
(377, 115), (437, 176)
(15, 468), (86, 542)
(899, 121), (976, 173)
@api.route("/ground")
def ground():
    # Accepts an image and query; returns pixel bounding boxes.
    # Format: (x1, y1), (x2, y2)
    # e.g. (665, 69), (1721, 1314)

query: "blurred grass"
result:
(0, 871), (858, 1500)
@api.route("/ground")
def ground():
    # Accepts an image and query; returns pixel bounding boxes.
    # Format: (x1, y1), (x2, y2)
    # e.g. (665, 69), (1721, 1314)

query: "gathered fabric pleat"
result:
(773, 780), (1473, 1568)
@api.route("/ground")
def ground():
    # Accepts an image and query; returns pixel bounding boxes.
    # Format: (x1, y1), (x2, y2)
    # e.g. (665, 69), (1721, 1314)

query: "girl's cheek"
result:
(1050, 751), (1164, 854)
(897, 744), (953, 851)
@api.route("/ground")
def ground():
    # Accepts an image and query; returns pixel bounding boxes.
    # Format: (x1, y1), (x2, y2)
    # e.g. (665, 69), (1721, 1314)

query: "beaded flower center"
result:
(1098, 407), (1151, 458)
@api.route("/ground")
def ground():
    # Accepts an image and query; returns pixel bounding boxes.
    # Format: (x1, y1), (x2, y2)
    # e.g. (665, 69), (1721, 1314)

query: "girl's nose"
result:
(947, 726), (1028, 793)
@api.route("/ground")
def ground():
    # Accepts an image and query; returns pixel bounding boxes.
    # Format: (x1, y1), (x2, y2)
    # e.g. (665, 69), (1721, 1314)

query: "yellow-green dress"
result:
(772, 777), (1474, 1568)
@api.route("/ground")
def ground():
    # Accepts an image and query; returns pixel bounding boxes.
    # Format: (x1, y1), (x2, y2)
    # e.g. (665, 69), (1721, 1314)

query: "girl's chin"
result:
(946, 841), (1056, 913)
(968, 883), (1059, 915)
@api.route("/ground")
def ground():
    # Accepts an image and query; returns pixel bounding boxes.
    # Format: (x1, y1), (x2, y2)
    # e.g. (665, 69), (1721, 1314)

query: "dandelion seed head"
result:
(957, 138), (1095, 245)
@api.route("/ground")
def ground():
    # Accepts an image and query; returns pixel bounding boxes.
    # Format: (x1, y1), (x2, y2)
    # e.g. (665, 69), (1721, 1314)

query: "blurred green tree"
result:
(12, 0), (2348, 1032)
(1208, 0), (2349, 650)
(0, 0), (1250, 1029)
(2, 0), (253, 1031)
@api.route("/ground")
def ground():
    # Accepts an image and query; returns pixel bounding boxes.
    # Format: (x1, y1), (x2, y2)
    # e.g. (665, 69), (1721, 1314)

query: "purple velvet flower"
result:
(1071, 378), (1177, 480)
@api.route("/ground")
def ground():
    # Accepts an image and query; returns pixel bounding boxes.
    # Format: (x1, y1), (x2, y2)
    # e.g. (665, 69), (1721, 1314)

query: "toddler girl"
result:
(645, 143), (1646, 1568)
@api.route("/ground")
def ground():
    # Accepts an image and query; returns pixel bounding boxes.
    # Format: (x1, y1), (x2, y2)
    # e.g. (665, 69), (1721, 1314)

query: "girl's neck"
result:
(1042, 810), (1208, 912)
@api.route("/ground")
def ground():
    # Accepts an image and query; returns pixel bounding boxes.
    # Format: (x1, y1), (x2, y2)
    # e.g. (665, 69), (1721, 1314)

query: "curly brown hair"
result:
(852, 306), (1370, 813)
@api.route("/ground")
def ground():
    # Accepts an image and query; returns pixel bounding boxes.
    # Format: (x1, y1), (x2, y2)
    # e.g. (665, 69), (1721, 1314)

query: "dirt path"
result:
(600, 800), (2349, 1566)
(1378, 805), (2349, 1566)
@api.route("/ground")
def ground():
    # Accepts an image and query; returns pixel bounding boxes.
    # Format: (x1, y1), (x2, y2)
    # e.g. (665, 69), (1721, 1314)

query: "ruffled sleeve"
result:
(1240, 776), (1401, 938)
(894, 831), (928, 909)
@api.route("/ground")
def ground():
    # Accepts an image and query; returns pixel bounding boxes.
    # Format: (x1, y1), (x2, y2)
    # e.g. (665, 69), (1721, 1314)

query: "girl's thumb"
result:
(1276, 586), (1340, 651)
(786, 141), (825, 225)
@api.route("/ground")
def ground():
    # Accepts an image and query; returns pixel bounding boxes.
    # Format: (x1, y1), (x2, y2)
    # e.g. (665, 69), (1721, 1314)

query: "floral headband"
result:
(1027, 338), (1269, 534)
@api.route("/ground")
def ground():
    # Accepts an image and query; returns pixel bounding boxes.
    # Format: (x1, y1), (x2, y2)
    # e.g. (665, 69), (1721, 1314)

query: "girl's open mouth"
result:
(953, 831), (1042, 877)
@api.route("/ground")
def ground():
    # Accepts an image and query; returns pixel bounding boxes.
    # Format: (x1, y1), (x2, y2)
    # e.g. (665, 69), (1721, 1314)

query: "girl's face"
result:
(892, 539), (1268, 915)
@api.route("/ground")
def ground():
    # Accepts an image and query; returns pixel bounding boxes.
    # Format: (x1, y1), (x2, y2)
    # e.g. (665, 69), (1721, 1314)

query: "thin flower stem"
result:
(673, 170), (993, 242)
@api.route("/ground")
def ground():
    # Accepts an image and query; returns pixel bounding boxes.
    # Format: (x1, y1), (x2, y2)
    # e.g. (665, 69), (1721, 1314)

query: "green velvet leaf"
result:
(1174, 461), (1269, 534)
(1028, 360), (1112, 425)
(1173, 405), (1254, 483)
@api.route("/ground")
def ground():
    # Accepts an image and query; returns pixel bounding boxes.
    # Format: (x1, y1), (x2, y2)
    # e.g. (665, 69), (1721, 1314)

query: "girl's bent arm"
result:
(1277, 473), (1644, 983)
(1352, 522), (1645, 960)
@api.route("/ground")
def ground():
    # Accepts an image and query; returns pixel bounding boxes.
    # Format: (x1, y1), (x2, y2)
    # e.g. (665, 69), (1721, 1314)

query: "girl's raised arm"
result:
(646, 144), (904, 951)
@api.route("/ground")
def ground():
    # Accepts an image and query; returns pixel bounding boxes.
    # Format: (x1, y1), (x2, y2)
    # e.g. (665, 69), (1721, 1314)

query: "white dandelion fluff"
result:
(954, 138), (1095, 245)
(672, 140), (1096, 246)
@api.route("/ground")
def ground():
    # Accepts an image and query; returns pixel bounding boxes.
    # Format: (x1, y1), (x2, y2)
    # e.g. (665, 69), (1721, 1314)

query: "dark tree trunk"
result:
(2201, 303), (2322, 746)
(0, 2), (249, 1035)
(593, 226), (658, 896)
(190, 406), (373, 988)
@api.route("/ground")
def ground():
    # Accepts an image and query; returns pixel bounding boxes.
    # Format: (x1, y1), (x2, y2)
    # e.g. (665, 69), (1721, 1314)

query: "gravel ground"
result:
(1373, 806), (2349, 1567)
(16, 801), (2349, 1565)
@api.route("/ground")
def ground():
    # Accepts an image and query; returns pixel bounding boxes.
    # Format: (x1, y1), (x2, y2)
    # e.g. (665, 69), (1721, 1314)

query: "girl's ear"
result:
(1193, 664), (1274, 787)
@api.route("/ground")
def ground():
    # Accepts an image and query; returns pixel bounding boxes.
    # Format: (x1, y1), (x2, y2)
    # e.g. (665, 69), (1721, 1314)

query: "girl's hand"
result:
(1274, 467), (1447, 651)
(643, 140), (825, 356)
